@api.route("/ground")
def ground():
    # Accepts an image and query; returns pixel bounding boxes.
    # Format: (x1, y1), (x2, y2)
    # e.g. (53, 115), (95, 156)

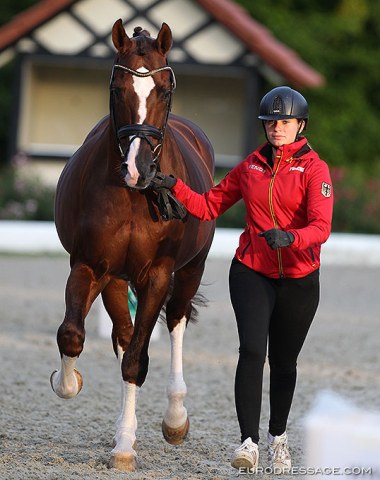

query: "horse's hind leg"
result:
(162, 260), (206, 445)
(51, 262), (107, 399)
(101, 278), (134, 360)
(162, 314), (189, 445)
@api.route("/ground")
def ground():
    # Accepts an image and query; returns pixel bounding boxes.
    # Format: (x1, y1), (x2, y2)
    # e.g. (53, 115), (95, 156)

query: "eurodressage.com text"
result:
(236, 466), (375, 476)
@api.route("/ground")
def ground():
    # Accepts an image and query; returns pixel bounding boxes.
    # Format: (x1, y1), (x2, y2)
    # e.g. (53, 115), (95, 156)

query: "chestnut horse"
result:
(50, 20), (215, 471)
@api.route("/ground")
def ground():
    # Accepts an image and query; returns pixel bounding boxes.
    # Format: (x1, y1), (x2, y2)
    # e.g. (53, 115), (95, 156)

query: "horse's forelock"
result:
(133, 26), (151, 38)
(130, 27), (155, 56)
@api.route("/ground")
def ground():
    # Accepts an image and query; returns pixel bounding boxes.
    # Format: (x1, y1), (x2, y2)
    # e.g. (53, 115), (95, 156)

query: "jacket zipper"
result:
(239, 224), (251, 260)
(309, 247), (316, 266)
(240, 239), (251, 259)
(268, 152), (284, 278)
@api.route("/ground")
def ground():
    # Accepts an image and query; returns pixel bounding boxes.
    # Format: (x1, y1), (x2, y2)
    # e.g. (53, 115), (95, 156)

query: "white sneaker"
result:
(231, 437), (259, 472)
(268, 432), (291, 473)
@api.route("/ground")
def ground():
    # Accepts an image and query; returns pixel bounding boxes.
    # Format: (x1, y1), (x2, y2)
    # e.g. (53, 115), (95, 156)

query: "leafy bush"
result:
(331, 165), (380, 233)
(0, 156), (55, 221)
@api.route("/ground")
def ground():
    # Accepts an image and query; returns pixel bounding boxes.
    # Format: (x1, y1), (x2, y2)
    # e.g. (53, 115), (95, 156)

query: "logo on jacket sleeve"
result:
(321, 182), (332, 197)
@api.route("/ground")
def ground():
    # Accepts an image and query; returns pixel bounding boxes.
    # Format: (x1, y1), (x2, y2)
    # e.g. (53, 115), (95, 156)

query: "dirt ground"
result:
(0, 254), (379, 479)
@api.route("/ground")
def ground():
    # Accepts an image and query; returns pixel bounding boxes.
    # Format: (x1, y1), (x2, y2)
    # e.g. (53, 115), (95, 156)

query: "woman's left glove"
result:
(259, 228), (295, 249)
(150, 172), (177, 189)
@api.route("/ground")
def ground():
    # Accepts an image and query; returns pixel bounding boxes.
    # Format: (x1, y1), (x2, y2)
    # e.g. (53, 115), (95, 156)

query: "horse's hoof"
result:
(162, 417), (190, 445)
(109, 452), (137, 471)
(50, 368), (83, 399)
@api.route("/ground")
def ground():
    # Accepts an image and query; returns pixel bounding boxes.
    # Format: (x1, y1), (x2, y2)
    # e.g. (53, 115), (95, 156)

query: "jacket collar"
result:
(256, 137), (311, 165)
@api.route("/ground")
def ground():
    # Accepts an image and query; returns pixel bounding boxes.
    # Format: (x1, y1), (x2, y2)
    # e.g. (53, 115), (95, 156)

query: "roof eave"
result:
(196, 0), (325, 88)
(0, 0), (76, 52)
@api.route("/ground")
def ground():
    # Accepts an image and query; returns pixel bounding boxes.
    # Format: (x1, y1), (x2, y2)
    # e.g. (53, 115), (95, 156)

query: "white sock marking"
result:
(112, 382), (139, 456)
(52, 355), (80, 398)
(116, 344), (126, 427)
(164, 317), (188, 428)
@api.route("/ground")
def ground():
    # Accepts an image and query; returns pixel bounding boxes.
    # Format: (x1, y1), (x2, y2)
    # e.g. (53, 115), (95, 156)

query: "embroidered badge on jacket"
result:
(321, 182), (332, 197)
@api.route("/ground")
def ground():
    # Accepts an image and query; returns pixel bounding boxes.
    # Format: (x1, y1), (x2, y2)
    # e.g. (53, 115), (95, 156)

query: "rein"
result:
(110, 64), (176, 162)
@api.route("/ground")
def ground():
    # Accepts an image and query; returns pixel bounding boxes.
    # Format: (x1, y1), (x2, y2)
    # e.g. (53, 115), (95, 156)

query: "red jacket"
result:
(172, 137), (333, 278)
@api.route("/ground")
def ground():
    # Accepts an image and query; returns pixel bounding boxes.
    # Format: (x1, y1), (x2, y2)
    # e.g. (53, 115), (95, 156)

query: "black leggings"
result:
(229, 258), (320, 444)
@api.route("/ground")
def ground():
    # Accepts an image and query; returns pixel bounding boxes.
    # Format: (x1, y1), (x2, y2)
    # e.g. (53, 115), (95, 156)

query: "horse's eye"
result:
(163, 91), (171, 102)
(111, 88), (122, 99)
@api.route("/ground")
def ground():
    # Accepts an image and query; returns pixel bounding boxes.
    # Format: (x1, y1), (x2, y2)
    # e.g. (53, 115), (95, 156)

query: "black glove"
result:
(259, 228), (295, 249)
(149, 171), (186, 221)
(150, 171), (177, 190)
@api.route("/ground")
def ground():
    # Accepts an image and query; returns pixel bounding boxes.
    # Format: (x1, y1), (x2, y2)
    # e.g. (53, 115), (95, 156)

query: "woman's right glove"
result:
(149, 171), (186, 221)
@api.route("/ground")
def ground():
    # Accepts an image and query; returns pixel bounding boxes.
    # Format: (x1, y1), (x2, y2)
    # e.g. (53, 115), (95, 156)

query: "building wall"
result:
(16, 60), (251, 184)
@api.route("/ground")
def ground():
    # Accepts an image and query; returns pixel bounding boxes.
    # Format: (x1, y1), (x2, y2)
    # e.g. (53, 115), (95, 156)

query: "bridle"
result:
(110, 64), (176, 164)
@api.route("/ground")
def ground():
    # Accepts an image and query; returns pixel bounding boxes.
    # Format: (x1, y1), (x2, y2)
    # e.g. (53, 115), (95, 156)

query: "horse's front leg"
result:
(50, 353), (84, 399)
(50, 262), (107, 399)
(110, 270), (170, 471)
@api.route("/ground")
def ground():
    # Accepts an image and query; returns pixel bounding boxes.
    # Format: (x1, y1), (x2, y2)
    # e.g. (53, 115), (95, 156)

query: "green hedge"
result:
(0, 162), (55, 221)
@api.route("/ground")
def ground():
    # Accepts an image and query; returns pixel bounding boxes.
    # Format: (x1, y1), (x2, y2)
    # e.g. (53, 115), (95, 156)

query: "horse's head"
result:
(110, 19), (175, 189)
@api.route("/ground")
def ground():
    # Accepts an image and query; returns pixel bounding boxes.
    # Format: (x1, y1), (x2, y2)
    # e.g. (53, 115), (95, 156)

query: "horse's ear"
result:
(112, 19), (132, 53)
(154, 23), (172, 55)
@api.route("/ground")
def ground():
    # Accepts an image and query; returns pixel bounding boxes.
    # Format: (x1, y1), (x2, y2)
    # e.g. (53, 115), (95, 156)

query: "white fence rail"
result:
(1, 221), (380, 267)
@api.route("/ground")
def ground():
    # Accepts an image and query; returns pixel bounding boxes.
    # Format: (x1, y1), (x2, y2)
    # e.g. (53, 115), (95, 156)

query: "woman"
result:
(152, 86), (333, 472)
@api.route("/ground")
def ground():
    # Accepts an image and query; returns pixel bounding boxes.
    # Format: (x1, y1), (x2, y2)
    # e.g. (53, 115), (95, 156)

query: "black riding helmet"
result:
(258, 86), (309, 129)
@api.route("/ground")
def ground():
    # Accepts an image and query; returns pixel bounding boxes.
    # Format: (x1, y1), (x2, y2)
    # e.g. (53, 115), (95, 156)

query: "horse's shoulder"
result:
(168, 113), (207, 139)
(84, 115), (110, 142)
(166, 113), (214, 182)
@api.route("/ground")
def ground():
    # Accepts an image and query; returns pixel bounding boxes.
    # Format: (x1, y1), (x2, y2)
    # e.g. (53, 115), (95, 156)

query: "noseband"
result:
(110, 64), (176, 162)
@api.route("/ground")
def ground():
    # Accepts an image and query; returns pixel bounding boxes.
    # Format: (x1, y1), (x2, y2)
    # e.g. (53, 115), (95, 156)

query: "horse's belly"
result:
(174, 219), (215, 271)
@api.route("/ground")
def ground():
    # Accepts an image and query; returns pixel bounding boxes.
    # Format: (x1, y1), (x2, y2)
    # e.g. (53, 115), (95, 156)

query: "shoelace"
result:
(237, 438), (257, 454)
(269, 438), (290, 462)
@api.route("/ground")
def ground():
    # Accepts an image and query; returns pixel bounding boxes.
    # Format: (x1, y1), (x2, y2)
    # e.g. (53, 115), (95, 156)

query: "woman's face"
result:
(264, 119), (304, 147)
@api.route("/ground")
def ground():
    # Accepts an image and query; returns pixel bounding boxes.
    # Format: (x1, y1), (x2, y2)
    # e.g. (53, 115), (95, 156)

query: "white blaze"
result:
(125, 68), (155, 185)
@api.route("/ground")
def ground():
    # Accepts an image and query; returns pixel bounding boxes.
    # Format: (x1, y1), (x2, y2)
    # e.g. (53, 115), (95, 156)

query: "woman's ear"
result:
(298, 120), (305, 133)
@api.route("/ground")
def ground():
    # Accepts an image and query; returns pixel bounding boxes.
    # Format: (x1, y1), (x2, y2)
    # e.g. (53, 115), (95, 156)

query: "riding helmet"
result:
(258, 86), (309, 127)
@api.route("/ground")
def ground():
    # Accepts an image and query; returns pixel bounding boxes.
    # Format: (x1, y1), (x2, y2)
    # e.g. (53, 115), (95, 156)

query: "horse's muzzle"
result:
(121, 161), (157, 190)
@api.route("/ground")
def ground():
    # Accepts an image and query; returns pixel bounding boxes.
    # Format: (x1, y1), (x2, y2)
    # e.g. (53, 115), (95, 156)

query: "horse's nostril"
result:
(121, 162), (128, 176)
(149, 163), (156, 174)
